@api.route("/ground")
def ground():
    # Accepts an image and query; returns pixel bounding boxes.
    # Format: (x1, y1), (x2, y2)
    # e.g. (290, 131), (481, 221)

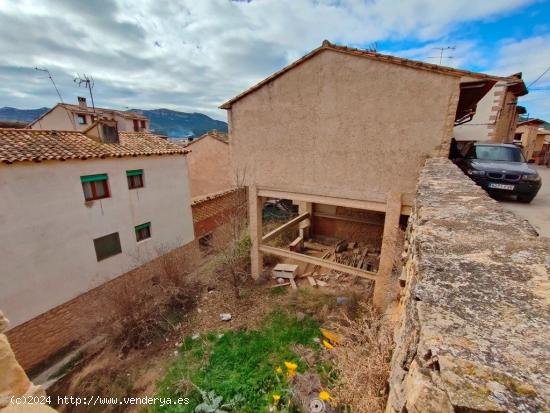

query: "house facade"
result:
(185, 130), (232, 198)
(0, 127), (193, 328)
(515, 118), (546, 161)
(28, 97), (149, 132)
(221, 41), (526, 308)
(453, 79), (527, 143)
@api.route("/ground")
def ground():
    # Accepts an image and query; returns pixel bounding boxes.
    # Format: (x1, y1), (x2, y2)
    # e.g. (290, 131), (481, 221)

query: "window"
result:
(102, 124), (119, 143)
(77, 114), (87, 125)
(126, 169), (144, 189)
(81, 174), (110, 201)
(467, 145), (525, 162)
(133, 119), (140, 132)
(93, 232), (122, 261)
(135, 222), (151, 242)
(140, 120), (146, 129)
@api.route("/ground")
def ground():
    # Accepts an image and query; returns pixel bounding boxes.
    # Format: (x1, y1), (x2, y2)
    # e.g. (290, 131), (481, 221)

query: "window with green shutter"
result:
(135, 222), (151, 242)
(81, 174), (110, 201)
(126, 169), (144, 189)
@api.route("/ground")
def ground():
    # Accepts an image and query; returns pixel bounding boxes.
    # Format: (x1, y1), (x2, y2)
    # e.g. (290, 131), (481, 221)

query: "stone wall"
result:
(387, 158), (549, 412)
(0, 312), (57, 413)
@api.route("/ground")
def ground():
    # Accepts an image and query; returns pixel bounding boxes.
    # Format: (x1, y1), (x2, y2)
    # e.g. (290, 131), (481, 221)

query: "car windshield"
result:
(469, 146), (525, 162)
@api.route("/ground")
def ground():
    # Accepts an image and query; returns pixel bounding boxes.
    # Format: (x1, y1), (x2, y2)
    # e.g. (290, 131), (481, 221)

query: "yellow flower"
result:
(319, 390), (331, 401)
(284, 361), (298, 378)
(275, 366), (283, 374)
(284, 361), (297, 370)
(322, 340), (334, 350)
(272, 394), (281, 404)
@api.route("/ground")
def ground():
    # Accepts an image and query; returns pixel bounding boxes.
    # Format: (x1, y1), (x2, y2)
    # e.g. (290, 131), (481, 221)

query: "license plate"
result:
(488, 183), (515, 190)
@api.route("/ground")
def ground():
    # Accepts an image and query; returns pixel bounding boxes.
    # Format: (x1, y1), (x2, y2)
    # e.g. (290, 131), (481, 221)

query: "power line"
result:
(527, 65), (550, 88)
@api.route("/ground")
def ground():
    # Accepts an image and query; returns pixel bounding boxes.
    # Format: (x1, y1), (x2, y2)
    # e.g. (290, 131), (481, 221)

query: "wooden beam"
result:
(257, 187), (412, 215)
(258, 188), (387, 212)
(259, 244), (377, 281)
(261, 212), (310, 242)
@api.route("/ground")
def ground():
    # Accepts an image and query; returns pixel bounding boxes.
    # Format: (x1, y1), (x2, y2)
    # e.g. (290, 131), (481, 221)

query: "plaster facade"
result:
(29, 105), (148, 133)
(228, 49), (461, 205)
(186, 135), (232, 198)
(0, 155), (194, 328)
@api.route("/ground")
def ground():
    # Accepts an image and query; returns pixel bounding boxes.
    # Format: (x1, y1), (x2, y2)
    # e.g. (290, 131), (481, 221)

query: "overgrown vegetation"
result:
(100, 247), (202, 354)
(329, 303), (394, 412)
(148, 311), (320, 413)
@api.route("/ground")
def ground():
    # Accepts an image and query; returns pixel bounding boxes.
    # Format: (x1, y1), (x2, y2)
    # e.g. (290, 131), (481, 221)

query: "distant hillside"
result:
(0, 106), (227, 138)
(0, 107), (48, 123)
(129, 108), (228, 138)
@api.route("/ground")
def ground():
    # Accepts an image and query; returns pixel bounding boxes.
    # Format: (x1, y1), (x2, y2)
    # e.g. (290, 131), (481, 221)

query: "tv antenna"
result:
(34, 67), (76, 129)
(74, 73), (96, 112)
(428, 46), (456, 65)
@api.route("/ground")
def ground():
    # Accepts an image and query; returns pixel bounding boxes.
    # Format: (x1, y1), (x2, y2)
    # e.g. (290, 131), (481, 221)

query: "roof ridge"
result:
(220, 40), (527, 109)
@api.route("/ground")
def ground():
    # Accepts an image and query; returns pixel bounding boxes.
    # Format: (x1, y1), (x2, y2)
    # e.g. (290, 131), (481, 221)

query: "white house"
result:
(28, 96), (150, 132)
(0, 123), (194, 328)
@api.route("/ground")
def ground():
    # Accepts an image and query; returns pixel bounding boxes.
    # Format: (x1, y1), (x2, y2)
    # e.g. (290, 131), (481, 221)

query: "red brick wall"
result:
(192, 188), (247, 238)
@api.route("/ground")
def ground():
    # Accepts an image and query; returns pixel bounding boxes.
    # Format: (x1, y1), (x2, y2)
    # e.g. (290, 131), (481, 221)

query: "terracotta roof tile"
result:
(0, 129), (189, 164)
(186, 130), (229, 147)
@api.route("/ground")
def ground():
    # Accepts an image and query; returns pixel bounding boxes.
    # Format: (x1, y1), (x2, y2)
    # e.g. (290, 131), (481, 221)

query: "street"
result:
(498, 165), (550, 238)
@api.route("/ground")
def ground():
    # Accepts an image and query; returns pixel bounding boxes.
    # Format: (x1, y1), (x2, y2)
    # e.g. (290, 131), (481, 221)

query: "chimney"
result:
(77, 96), (87, 109)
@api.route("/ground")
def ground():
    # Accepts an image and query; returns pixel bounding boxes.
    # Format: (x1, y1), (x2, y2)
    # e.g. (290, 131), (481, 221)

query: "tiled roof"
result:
(518, 118), (545, 127)
(0, 129), (189, 164)
(187, 130), (229, 146)
(220, 40), (527, 109)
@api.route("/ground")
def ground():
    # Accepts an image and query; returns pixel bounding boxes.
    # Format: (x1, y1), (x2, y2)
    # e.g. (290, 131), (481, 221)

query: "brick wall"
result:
(6, 187), (247, 374)
(191, 188), (247, 238)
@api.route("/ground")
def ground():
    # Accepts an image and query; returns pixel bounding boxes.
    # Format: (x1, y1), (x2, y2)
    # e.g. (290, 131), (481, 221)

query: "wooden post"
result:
(297, 201), (312, 239)
(373, 192), (402, 311)
(249, 185), (263, 279)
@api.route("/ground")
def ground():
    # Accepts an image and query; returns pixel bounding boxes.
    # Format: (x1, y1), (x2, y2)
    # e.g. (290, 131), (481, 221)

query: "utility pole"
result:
(74, 74), (96, 112)
(428, 46), (456, 65)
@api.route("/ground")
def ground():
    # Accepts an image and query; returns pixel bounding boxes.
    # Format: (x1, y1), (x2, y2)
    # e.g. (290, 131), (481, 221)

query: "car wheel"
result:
(517, 194), (536, 203)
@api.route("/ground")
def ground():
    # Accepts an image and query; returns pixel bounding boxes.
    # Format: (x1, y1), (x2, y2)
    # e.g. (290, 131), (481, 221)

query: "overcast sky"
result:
(0, 0), (549, 121)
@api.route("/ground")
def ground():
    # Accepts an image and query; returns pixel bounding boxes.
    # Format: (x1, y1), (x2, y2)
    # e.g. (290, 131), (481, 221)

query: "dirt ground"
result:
(46, 259), (372, 413)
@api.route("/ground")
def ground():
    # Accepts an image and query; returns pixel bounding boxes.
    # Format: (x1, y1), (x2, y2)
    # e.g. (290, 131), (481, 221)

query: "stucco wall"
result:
(517, 124), (540, 160)
(0, 155), (194, 328)
(29, 106), (147, 132)
(387, 158), (550, 412)
(29, 106), (76, 130)
(453, 81), (505, 142)
(228, 49), (460, 205)
(187, 136), (232, 198)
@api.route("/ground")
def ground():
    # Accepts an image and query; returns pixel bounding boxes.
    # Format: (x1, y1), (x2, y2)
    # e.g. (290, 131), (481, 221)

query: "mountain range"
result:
(0, 107), (228, 138)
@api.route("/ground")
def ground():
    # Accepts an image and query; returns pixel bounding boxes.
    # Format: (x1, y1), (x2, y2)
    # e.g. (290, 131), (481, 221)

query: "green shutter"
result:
(135, 222), (151, 231)
(81, 174), (108, 183)
(126, 169), (143, 177)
